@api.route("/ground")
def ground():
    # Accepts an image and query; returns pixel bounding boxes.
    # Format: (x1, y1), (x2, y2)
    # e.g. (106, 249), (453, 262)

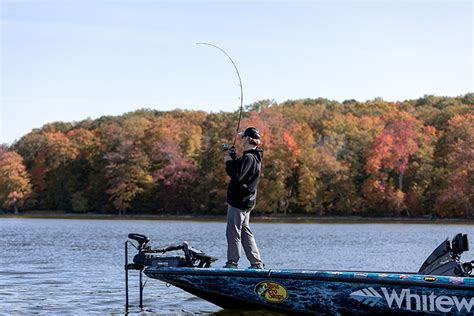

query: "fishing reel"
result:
(221, 144), (237, 160)
(221, 144), (230, 151)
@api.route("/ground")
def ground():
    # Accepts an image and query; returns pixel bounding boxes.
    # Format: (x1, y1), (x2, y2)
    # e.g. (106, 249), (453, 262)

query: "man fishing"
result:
(223, 126), (264, 269)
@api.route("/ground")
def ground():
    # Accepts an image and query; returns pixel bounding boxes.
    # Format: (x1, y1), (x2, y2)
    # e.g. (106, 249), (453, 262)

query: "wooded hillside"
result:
(1, 94), (472, 217)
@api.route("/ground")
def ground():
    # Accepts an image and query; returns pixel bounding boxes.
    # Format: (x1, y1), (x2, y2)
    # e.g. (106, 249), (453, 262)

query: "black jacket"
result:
(225, 148), (263, 211)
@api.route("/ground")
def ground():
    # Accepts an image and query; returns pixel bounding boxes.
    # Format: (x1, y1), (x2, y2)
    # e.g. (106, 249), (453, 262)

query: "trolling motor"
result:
(124, 233), (217, 310)
(418, 233), (474, 277)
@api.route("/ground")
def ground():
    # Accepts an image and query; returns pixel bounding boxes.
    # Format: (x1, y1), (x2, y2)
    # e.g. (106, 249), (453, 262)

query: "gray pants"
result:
(226, 204), (262, 265)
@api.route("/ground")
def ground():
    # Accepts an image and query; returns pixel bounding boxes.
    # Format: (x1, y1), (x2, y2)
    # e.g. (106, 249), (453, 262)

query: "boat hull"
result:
(145, 267), (474, 315)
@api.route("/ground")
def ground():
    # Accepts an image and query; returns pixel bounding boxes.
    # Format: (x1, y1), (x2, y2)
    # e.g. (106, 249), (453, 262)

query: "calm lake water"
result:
(1, 218), (473, 315)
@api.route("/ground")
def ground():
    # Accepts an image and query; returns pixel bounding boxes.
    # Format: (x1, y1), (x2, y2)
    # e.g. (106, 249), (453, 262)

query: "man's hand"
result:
(224, 154), (232, 163)
(224, 146), (236, 163)
(228, 146), (237, 160)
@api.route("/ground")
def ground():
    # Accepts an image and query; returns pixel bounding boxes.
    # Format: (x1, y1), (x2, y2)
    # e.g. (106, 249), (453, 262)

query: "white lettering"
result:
(381, 288), (406, 308)
(435, 295), (453, 313)
(357, 287), (473, 313)
(453, 296), (474, 313)
(422, 294), (428, 312)
(406, 291), (421, 310)
(429, 292), (436, 312)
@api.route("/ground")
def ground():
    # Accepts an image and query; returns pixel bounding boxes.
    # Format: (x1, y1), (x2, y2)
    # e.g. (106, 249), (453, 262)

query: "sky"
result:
(1, 0), (472, 145)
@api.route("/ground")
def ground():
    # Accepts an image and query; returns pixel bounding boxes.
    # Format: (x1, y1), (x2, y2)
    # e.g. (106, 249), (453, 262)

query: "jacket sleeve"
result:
(225, 154), (254, 182)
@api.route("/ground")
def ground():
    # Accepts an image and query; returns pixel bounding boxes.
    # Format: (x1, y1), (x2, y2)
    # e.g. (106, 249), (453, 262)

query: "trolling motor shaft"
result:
(125, 239), (145, 310)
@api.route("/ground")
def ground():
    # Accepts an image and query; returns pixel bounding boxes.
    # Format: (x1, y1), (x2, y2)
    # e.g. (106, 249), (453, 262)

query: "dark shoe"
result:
(223, 261), (238, 268)
(248, 263), (265, 269)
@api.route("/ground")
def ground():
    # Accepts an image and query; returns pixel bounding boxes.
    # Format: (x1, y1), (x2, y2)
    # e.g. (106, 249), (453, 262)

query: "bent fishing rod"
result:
(196, 43), (244, 150)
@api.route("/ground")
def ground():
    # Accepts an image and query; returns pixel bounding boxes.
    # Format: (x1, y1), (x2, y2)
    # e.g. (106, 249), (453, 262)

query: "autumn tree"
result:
(63, 128), (101, 212)
(0, 146), (32, 213)
(434, 114), (474, 217)
(41, 131), (82, 209)
(363, 112), (422, 214)
(151, 115), (199, 213)
(105, 140), (152, 215)
(320, 113), (384, 215)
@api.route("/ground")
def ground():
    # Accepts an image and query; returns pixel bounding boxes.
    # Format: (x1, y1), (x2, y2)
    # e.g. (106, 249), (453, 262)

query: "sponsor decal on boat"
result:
(423, 276), (437, 282)
(378, 273), (388, 277)
(449, 277), (464, 284)
(354, 273), (368, 278)
(255, 281), (288, 303)
(399, 274), (410, 279)
(350, 287), (474, 313)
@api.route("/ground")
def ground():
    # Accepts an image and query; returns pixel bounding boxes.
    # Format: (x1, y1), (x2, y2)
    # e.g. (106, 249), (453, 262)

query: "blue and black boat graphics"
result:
(125, 233), (474, 315)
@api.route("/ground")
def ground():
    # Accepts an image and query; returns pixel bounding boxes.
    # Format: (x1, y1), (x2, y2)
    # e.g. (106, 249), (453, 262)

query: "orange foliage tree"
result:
(363, 112), (434, 214)
(434, 114), (474, 217)
(0, 146), (32, 213)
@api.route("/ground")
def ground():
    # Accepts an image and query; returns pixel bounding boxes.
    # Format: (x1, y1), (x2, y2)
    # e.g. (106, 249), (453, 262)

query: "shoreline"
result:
(1, 211), (473, 225)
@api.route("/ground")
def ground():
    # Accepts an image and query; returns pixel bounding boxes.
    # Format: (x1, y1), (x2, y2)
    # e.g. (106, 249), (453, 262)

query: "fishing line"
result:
(196, 42), (244, 146)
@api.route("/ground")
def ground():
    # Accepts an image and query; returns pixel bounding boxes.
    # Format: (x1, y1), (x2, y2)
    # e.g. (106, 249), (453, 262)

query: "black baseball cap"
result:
(239, 127), (261, 139)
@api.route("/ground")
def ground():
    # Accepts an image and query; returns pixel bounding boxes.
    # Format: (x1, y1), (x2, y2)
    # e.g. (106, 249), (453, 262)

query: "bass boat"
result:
(124, 233), (474, 314)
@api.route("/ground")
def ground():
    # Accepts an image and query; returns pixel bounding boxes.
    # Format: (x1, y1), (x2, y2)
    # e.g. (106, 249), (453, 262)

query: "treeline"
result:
(0, 94), (473, 218)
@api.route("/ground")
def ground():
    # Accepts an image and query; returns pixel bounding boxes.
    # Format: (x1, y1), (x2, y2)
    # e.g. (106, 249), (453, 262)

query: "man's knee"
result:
(241, 224), (254, 237)
(227, 224), (242, 239)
